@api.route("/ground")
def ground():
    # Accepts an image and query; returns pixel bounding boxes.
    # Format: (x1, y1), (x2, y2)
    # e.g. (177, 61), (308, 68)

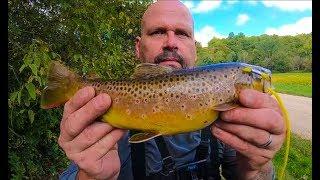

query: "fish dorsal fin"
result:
(213, 102), (239, 111)
(131, 63), (174, 79)
(129, 132), (162, 143)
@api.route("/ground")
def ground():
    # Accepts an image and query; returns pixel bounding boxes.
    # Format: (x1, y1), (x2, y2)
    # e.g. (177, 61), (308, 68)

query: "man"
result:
(60, 1), (285, 179)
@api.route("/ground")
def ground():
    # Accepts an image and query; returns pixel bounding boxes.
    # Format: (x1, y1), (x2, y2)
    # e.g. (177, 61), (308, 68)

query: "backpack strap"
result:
(154, 136), (175, 176)
(130, 131), (146, 180)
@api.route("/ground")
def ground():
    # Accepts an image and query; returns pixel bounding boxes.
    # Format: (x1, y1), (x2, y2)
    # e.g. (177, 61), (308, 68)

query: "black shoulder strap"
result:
(194, 126), (222, 179)
(130, 131), (146, 180)
(154, 136), (175, 176)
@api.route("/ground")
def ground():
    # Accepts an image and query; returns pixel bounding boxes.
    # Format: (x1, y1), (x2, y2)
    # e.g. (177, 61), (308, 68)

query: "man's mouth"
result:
(159, 58), (182, 69)
(154, 50), (185, 69)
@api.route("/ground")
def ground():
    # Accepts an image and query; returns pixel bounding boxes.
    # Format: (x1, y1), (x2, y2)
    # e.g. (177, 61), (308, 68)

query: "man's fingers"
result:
(239, 89), (280, 113)
(220, 107), (285, 135)
(214, 121), (284, 150)
(214, 121), (270, 147)
(211, 126), (273, 167)
(82, 129), (126, 160)
(61, 93), (112, 141)
(63, 86), (95, 119)
(66, 122), (114, 153)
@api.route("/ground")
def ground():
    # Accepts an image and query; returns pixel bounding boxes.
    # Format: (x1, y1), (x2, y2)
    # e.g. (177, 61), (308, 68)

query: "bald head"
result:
(135, 0), (197, 68)
(141, 0), (194, 34)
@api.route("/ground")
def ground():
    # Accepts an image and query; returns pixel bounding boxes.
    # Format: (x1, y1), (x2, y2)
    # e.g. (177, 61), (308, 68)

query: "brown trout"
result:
(41, 61), (272, 143)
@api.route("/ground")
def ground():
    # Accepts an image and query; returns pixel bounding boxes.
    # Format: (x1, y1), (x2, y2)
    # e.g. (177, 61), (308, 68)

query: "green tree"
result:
(8, 0), (152, 178)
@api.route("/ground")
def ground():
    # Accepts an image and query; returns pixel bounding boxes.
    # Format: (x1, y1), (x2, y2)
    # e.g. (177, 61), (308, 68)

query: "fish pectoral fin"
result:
(131, 63), (174, 79)
(129, 132), (162, 143)
(213, 102), (239, 111)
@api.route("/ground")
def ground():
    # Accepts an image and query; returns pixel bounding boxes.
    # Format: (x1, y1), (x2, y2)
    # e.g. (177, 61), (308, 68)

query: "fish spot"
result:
(186, 114), (192, 120)
(204, 121), (208, 124)
(120, 87), (123, 90)
(135, 99), (140, 104)
(126, 109), (131, 115)
(143, 86), (146, 90)
(114, 98), (119, 104)
(141, 114), (146, 119)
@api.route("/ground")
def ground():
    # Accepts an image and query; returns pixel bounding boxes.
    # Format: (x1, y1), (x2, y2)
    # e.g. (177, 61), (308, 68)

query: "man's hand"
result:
(58, 86), (126, 180)
(211, 89), (286, 179)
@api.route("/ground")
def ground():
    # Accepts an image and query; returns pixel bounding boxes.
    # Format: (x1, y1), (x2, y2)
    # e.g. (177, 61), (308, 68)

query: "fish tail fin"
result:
(40, 61), (82, 109)
(266, 88), (291, 180)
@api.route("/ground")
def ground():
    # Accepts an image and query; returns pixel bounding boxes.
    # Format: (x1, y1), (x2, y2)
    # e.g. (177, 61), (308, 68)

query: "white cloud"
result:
(236, 14), (250, 26)
(262, 1), (312, 11)
(265, 17), (312, 36)
(183, 0), (222, 13)
(195, 25), (226, 47)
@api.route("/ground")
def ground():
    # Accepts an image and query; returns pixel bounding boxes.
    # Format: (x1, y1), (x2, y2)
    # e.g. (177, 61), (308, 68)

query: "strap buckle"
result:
(160, 155), (175, 176)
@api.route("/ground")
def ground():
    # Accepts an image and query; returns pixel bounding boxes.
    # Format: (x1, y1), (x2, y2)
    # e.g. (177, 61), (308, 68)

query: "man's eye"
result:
(176, 31), (189, 37)
(151, 30), (165, 35)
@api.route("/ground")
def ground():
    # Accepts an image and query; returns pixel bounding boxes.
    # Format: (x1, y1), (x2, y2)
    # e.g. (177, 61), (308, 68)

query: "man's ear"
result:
(135, 36), (141, 59)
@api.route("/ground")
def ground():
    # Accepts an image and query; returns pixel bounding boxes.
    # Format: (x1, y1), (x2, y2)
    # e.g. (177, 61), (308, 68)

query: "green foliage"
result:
(273, 133), (311, 180)
(8, 0), (152, 178)
(197, 33), (312, 72)
(272, 72), (312, 97)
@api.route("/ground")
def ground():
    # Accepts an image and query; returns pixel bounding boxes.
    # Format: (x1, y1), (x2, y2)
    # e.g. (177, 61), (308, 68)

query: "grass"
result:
(272, 72), (312, 97)
(273, 133), (312, 180)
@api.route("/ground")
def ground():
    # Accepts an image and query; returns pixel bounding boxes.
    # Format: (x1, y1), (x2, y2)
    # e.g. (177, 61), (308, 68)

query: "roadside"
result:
(278, 93), (312, 139)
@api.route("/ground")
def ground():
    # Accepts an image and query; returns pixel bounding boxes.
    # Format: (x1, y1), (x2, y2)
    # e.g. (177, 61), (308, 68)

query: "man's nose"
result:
(163, 31), (178, 51)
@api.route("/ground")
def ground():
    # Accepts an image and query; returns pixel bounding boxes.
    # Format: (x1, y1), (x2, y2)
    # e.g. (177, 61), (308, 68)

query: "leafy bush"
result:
(8, 0), (152, 178)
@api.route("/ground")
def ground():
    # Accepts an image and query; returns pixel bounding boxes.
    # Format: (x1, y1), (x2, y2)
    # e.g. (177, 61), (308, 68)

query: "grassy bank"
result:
(272, 72), (312, 97)
(273, 133), (311, 180)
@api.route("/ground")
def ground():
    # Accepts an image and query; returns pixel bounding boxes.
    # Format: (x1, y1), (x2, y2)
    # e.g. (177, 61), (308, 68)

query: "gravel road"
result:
(278, 93), (312, 139)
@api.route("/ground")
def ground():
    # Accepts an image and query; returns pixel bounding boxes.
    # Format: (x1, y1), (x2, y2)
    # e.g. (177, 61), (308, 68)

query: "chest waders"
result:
(130, 126), (228, 180)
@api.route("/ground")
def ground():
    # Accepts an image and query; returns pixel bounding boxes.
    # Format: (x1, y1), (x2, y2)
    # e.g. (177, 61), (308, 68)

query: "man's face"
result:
(135, 1), (196, 69)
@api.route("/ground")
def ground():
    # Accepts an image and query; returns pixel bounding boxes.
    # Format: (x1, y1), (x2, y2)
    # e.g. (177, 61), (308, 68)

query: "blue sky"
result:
(181, 0), (312, 47)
